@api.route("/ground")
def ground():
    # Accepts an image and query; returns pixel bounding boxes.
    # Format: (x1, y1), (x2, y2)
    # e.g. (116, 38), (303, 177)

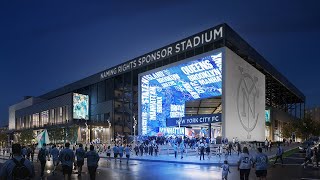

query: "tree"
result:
(65, 126), (79, 143)
(293, 112), (320, 141)
(18, 129), (34, 145)
(47, 127), (64, 144)
(281, 122), (295, 139)
(0, 133), (7, 146)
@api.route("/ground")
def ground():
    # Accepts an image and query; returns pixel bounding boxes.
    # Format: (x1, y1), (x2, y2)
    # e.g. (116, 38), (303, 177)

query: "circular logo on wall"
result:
(236, 67), (260, 139)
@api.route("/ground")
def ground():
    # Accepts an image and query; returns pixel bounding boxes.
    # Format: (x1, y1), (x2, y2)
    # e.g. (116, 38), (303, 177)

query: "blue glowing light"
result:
(140, 52), (223, 135)
(73, 93), (89, 120)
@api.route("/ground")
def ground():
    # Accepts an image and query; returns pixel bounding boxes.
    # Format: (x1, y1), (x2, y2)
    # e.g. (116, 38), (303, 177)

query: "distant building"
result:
(305, 107), (320, 122)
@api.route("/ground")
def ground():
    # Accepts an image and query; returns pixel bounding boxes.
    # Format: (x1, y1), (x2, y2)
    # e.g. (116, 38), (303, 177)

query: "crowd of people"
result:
(0, 136), (315, 180)
(0, 142), (101, 180)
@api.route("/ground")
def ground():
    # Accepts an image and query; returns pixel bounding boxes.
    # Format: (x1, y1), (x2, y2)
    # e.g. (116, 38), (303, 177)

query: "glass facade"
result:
(41, 110), (49, 126)
(15, 106), (70, 130)
(32, 113), (39, 128)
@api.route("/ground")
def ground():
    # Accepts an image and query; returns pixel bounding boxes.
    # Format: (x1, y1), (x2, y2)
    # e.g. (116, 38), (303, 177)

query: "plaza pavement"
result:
(100, 142), (300, 166)
(0, 142), (299, 166)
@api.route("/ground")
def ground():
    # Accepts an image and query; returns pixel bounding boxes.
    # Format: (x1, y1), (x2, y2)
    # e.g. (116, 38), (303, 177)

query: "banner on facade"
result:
(166, 113), (221, 127)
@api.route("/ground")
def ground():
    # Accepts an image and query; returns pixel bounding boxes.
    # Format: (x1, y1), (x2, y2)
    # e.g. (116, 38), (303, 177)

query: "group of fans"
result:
(0, 142), (100, 180)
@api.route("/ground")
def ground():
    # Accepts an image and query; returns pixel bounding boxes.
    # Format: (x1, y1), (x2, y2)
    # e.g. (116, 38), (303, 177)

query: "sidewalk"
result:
(0, 143), (299, 166)
(99, 143), (299, 166)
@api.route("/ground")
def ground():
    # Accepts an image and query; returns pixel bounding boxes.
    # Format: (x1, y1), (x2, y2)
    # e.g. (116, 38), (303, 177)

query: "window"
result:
(50, 109), (55, 124)
(33, 113), (39, 127)
(59, 107), (63, 116)
(41, 110), (49, 126)
(57, 107), (63, 124)
(65, 106), (69, 121)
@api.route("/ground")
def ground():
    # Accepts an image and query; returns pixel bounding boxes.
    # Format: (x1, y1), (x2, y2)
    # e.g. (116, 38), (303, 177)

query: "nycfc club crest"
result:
(237, 67), (260, 139)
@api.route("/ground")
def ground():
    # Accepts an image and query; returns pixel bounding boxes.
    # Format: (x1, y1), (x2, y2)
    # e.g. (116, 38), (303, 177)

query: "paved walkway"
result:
(0, 143), (299, 166)
(99, 143), (299, 166)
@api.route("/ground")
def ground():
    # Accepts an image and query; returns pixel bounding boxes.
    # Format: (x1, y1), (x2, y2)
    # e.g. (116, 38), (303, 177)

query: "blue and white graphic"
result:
(36, 129), (50, 148)
(159, 127), (185, 136)
(140, 51), (223, 135)
(265, 110), (270, 122)
(73, 93), (89, 120)
(166, 113), (222, 127)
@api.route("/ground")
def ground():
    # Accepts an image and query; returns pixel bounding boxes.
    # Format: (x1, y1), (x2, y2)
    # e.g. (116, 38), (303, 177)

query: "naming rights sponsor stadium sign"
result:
(100, 25), (224, 79)
(166, 113), (221, 127)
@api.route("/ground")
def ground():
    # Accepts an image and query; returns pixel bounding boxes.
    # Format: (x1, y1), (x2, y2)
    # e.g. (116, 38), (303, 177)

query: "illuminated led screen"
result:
(73, 93), (89, 120)
(265, 110), (270, 122)
(140, 52), (223, 135)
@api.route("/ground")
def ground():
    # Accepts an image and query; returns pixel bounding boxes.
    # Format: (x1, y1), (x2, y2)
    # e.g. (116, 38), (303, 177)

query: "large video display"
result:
(140, 51), (223, 135)
(73, 93), (89, 120)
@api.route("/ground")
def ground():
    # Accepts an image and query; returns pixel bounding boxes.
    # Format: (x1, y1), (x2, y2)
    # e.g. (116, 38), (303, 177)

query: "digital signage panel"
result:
(140, 51), (223, 135)
(73, 93), (89, 120)
(265, 110), (270, 122)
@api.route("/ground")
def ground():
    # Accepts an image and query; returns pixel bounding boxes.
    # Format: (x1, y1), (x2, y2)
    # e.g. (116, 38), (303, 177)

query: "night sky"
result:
(1, 1), (320, 127)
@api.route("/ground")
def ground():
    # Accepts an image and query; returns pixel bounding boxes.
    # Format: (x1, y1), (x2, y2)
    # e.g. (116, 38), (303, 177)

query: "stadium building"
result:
(8, 23), (305, 144)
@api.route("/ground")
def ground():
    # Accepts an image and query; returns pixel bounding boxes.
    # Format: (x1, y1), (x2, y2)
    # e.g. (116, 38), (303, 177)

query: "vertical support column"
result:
(209, 123), (212, 140)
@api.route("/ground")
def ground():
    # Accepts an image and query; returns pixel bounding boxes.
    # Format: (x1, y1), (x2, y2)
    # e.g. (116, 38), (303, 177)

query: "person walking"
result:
(76, 144), (86, 176)
(217, 145), (222, 161)
(0, 144), (35, 179)
(59, 142), (75, 180)
(180, 142), (185, 159)
(173, 143), (178, 158)
(199, 142), (205, 160)
(206, 143), (211, 159)
(26, 145), (31, 160)
(8, 146), (12, 159)
(113, 144), (119, 162)
(86, 145), (100, 180)
(237, 147), (252, 180)
(30, 145), (35, 162)
(221, 160), (231, 180)
(253, 147), (268, 180)
(312, 147), (318, 167)
(316, 146), (320, 167)
(50, 144), (60, 175)
(106, 146), (111, 163)
(154, 144), (159, 156)
(273, 143), (284, 167)
(134, 145), (139, 156)
(264, 139), (269, 152)
(268, 140), (272, 152)
(119, 144), (124, 162)
(125, 145), (131, 164)
(38, 143), (49, 179)
(21, 146), (27, 158)
(302, 144), (312, 168)
(237, 143), (242, 156)
(139, 144), (144, 156)
(228, 143), (232, 156)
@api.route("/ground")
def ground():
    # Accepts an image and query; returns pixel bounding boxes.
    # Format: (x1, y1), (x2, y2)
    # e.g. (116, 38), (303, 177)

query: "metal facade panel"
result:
(15, 93), (73, 117)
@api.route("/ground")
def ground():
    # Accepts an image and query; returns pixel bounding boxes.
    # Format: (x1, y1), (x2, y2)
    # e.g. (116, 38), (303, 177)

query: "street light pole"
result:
(177, 117), (182, 136)
(85, 122), (89, 145)
(107, 120), (111, 146)
(133, 115), (137, 147)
